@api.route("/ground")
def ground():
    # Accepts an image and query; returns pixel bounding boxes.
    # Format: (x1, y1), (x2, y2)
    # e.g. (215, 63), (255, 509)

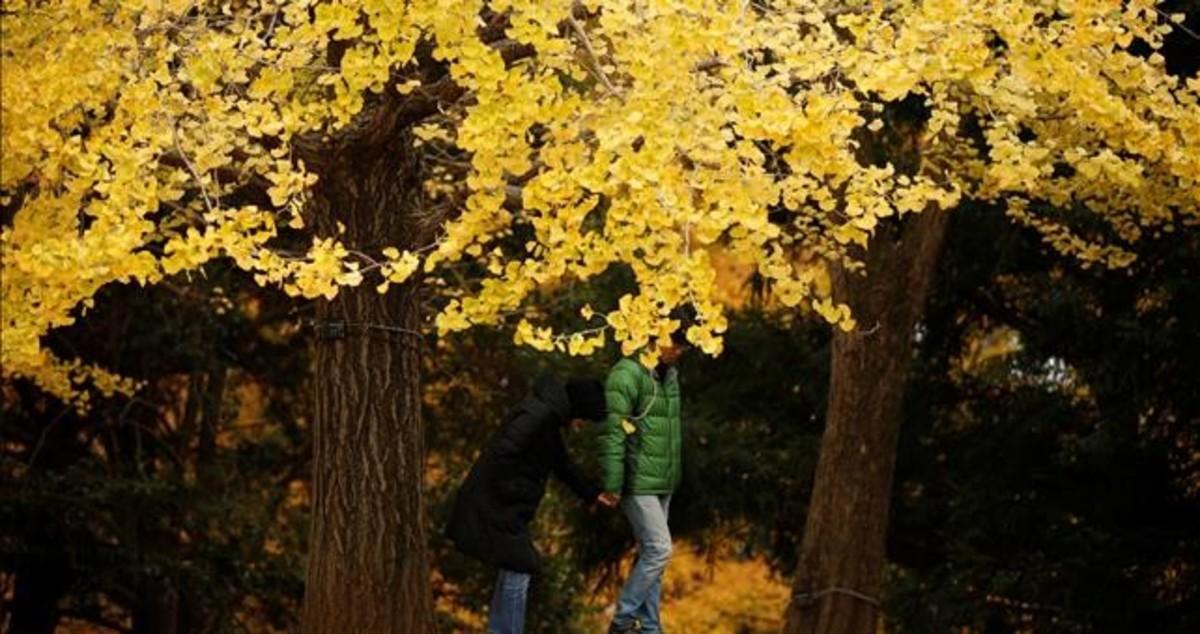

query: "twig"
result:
(172, 124), (216, 214)
(567, 14), (619, 98)
(793, 585), (881, 607)
(853, 320), (881, 336)
(1153, 7), (1200, 41)
(694, 56), (727, 73)
(347, 249), (381, 266)
(552, 322), (610, 344)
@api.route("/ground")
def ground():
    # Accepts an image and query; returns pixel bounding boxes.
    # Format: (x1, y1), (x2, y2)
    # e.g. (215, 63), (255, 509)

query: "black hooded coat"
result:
(445, 375), (600, 573)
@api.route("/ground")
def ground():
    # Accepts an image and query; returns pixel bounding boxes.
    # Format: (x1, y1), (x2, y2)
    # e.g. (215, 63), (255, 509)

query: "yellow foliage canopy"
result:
(2, 0), (1198, 404)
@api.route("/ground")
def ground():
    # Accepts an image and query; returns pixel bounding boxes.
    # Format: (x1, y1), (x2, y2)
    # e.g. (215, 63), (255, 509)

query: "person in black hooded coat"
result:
(446, 374), (615, 634)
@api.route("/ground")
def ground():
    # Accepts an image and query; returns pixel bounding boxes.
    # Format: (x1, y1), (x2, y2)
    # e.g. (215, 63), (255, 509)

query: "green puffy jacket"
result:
(600, 358), (682, 495)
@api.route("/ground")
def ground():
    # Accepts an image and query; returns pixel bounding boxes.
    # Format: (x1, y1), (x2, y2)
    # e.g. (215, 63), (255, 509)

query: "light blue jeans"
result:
(612, 494), (673, 633)
(488, 568), (531, 634)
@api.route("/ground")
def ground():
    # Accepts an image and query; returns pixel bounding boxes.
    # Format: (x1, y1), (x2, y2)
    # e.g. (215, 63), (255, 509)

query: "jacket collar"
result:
(628, 357), (676, 382)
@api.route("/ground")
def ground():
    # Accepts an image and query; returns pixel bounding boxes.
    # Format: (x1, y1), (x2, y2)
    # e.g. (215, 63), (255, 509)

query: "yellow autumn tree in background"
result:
(3, 1), (1198, 632)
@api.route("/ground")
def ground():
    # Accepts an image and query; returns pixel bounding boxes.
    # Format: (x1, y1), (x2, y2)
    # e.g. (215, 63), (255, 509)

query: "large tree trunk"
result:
(300, 129), (434, 633)
(783, 208), (950, 634)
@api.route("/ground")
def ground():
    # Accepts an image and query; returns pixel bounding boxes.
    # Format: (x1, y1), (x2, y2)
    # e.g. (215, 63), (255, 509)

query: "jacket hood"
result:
(528, 374), (570, 424)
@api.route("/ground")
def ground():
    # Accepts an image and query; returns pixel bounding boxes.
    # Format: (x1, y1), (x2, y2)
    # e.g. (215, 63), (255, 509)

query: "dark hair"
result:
(668, 304), (697, 347)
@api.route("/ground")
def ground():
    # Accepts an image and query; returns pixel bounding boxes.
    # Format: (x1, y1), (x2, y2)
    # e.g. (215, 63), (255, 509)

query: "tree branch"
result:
(567, 14), (619, 98)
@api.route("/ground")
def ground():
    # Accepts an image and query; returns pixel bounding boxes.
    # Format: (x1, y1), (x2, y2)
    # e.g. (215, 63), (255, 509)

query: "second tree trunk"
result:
(784, 208), (950, 634)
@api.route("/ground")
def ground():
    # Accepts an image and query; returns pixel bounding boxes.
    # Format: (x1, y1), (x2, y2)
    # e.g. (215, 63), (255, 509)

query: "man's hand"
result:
(597, 492), (620, 508)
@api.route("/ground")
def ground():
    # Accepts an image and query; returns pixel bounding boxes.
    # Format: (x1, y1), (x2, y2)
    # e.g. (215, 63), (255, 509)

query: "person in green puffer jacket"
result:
(601, 329), (689, 634)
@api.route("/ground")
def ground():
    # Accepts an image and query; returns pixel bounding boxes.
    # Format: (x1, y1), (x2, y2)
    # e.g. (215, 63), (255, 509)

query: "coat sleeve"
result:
(492, 408), (551, 458)
(550, 429), (600, 503)
(600, 363), (638, 493)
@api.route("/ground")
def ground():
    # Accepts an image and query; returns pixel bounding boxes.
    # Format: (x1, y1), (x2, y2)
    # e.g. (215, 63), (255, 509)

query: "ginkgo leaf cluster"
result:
(3, 0), (1197, 404)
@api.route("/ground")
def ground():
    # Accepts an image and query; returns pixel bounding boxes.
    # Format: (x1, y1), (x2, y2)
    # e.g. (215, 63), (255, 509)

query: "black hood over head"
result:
(524, 374), (571, 425)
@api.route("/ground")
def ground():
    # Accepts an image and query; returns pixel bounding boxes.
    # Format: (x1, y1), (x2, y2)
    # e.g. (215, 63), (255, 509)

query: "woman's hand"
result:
(597, 492), (620, 508)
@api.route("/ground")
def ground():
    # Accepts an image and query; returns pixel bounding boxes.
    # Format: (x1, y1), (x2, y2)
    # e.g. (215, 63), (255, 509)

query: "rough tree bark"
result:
(299, 124), (434, 633)
(783, 206), (951, 634)
(293, 26), (530, 632)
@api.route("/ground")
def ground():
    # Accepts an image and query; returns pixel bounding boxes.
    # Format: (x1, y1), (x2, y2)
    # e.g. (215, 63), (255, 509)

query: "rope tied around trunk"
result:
(792, 586), (881, 609)
(310, 319), (424, 345)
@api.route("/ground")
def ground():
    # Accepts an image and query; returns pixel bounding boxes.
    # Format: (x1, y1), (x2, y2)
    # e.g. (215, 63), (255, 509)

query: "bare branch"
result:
(567, 14), (619, 98)
(172, 124), (216, 214)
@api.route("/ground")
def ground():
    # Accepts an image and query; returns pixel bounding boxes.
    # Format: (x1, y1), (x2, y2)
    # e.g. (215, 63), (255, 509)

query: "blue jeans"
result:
(488, 568), (531, 634)
(612, 494), (673, 633)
